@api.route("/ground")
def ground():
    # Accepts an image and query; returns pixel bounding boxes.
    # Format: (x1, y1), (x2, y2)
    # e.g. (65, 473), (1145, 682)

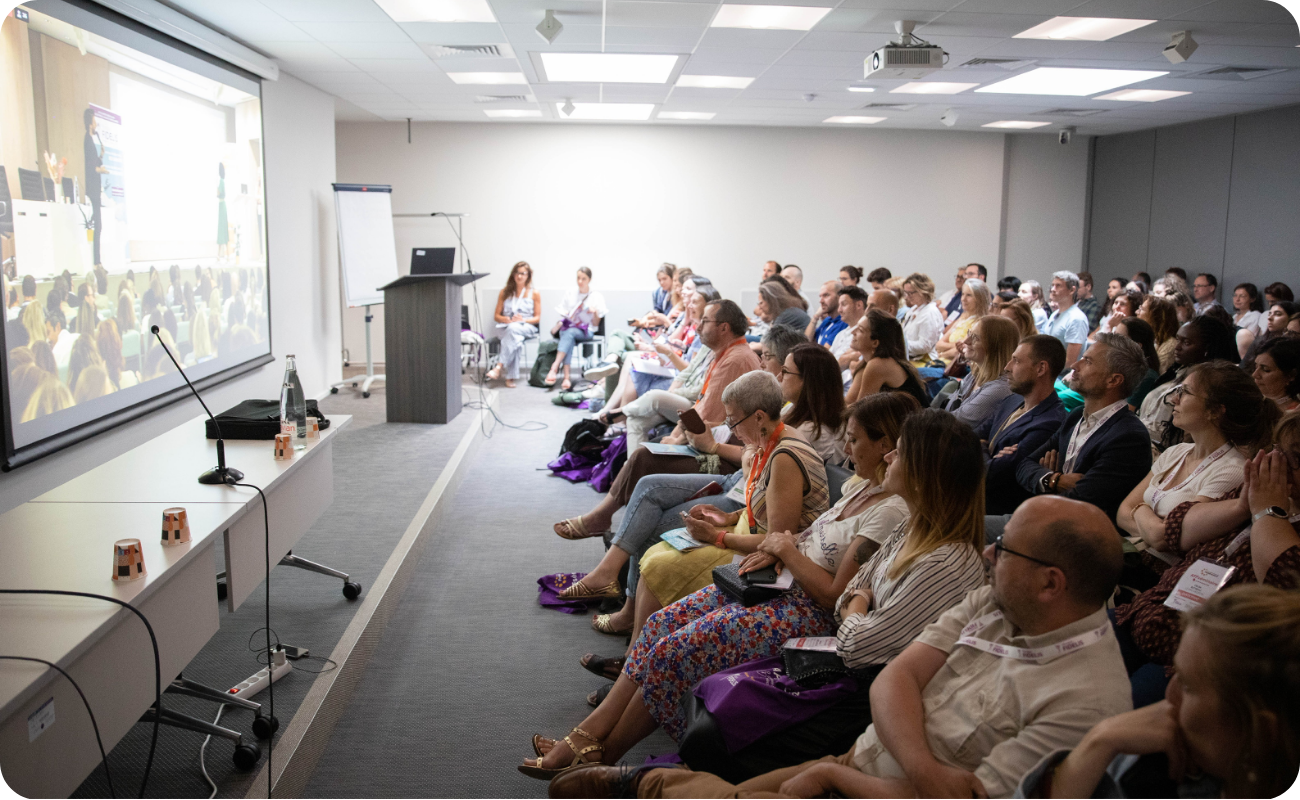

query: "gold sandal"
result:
(554, 517), (603, 540)
(559, 579), (622, 601)
(591, 613), (632, 636)
(518, 726), (604, 780)
(532, 734), (556, 757)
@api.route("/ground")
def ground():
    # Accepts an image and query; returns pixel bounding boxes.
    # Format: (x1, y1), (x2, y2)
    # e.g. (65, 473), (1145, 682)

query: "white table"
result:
(0, 413), (350, 797)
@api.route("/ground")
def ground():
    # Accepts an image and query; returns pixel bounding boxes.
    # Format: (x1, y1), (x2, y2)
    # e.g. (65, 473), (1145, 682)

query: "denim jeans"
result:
(556, 326), (594, 366)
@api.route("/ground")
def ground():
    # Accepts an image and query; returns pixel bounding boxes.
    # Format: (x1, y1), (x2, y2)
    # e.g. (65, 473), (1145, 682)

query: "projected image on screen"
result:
(1, 4), (270, 455)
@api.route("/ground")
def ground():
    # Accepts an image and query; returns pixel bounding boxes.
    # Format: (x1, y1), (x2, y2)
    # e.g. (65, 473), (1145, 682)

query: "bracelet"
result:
(715, 529), (728, 548)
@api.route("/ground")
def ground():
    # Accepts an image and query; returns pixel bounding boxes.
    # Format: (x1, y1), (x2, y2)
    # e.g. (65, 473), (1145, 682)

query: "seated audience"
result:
(780, 265), (804, 293)
(1138, 295), (1179, 373)
(755, 324), (807, 382)
(72, 363), (112, 404)
(838, 265), (862, 288)
(486, 261), (541, 387)
(940, 315), (1017, 426)
(1093, 288), (1143, 341)
(829, 286), (868, 365)
(998, 275), (1022, 293)
(1241, 300), (1299, 372)
(1000, 298), (1038, 340)
(552, 300), (758, 540)
(866, 289), (897, 319)
(1018, 279), (1049, 331)
(778, 344), (848, 464)
(804, 280), (845, 346)
(1169, 290), (1194, 325)
(523, 395), (920, 780)
(935, 278), (990, 363)
(544, 267), (606, 390)
(630, 263), (676, 329)
(1076, 272), (1104, 331)
(996, 334), (1151, 532)
(1023, 584), (1300, 799)
(22, 374), (75, 422)
(937, 266), (966, 321)
(597, 278), (709, 416)
(866, 267), (890, 289)
(66, 334), (103, 394)
(899, 273), (943, 365)
(1252, 336), (1300, 412)
(1257, 281), (1294, 333)
(751, 278), (806, 341)
(1230, 281), (1264, 358)
(677, 408), (988, 782)
(561, 496), (1129, 800)
(844, 310), (929, 408)
(1139, 316), (1238, 452)
(1044, 271), (1090, 368)
(976, 335), (1068, 516)
(1111, 316), (1160, 410)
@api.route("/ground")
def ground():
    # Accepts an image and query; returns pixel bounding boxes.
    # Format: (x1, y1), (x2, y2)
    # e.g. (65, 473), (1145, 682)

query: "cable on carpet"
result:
(233, 480), (275, 799)
(0, 589), (160, 798)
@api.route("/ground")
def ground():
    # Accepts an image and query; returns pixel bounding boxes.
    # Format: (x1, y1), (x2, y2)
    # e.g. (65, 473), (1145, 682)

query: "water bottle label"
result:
(280, 421), (295, 436)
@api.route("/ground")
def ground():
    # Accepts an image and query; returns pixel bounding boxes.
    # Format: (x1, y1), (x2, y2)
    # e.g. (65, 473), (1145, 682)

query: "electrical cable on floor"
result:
(233, 481), (274, 799)
(0, 589), (160, 798)
(198, 704), (224, 800)
(0, 655), (113, 798)
(247, 628), (338, 674)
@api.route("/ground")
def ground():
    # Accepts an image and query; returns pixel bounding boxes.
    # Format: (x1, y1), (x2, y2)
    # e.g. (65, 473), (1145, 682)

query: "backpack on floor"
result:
(529, 340), (559, 388)
(559, 418), (608, 459)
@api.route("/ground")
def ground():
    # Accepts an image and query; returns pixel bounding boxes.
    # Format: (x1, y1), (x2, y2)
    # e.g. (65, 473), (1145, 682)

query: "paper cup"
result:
(274, 433), (292, 460)
(306, 416), (320, 439)
(112, 539), (146, 582)
(161, 507), (190, 546)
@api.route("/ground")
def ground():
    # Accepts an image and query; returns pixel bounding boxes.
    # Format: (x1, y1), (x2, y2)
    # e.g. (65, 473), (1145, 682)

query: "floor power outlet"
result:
(229, 649), (293, 700)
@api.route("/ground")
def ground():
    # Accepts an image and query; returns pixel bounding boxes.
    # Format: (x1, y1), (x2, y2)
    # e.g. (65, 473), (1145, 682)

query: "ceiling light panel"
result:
(976, 67), (1168, 96)
(890, 82), (979, 95)
(484, 109), (542, 118)
(447, 72), (529, 84)
(1014, 17), (1156, 41)
(676, 75), (754, 89)
(557, 102), (655, 120)
(375, 0), (496, 23)
(824, 115), (885, 124)
(659, 111), (716, 119)
(847, 86), (876, 92)
(540, 53), (680, 83)
(711, 5), (832, 31)
(982, 120), (1051, 129)
(1094, 89), (1191, 102)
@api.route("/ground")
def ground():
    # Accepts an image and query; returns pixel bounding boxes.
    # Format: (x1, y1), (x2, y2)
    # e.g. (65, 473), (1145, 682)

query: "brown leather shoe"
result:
(547, 764), (640, 799)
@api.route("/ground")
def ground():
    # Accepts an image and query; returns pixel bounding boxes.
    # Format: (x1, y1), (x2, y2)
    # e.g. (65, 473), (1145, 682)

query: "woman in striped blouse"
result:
(679, 408), (989, 780)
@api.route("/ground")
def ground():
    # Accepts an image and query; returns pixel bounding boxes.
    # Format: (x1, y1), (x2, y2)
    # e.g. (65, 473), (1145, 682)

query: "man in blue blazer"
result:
(971, 335), (1069, 515)
(986, 334), (1153, 542)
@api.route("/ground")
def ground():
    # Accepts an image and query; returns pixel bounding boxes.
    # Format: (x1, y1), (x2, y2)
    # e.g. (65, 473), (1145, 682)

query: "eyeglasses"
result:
(724, 410), (756, 429)
(699, 317), (718, 327)
(1170, 384), (1196, 401)
(781, 368), (801, 379)
(759, 351), (780, 363)
(991, 534), (1055, 568)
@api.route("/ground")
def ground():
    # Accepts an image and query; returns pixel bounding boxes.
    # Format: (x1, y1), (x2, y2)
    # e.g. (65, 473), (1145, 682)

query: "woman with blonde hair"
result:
(900, 272), (943, 365)
(73, 364), (112, 404)
(190, 307), (215, 363)
(21, 375), (74, 422)
(941, 314), (1018, 426)
(1018, 279), (1049, 330)
(486, 261), (541, 387)
(999, 297), (1037, 340)
(66, 334), (103, 394)
(7, 363), (45, 421)
(20, 302), (44, 349)
(1140, 295), (1180, 372)
(934, 277), (991, 362)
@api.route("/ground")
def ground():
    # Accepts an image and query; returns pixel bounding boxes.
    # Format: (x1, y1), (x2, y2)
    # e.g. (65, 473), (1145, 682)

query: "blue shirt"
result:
(814, 315), (846, 347)
(652, 286), (671, 316)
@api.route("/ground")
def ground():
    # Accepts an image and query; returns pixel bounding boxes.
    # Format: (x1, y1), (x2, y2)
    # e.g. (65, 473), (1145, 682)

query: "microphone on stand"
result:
(150, 325), (244, 485)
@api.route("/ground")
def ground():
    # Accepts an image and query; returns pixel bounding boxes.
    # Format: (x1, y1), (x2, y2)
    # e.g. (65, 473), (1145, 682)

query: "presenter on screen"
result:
(486, 261), (541, 388)
(83, 109), (107, 268)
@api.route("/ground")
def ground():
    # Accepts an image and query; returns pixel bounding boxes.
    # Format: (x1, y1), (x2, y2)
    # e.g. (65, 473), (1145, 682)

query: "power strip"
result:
(228, 649), (292, 700)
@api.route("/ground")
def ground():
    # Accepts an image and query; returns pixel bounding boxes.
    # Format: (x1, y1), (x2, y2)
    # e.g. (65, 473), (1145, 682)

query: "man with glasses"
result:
(564, 496), (1130, 800)
(1192, 273), (1220, 315)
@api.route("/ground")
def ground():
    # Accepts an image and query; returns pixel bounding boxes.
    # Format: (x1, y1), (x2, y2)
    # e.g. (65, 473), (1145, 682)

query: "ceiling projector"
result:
(865, 20), (945, 80)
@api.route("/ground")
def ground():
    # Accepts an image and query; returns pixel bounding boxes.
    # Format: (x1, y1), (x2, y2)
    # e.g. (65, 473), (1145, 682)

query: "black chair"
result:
(17, 167), (44, 201)
(578, 316), (607, 365)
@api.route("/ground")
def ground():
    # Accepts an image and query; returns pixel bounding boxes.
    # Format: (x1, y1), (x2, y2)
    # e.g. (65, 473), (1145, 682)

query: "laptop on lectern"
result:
(410, 247), (456, 275)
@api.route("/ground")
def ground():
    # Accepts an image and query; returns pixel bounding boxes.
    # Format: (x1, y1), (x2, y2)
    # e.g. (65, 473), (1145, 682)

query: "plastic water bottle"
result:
(282, 355), (307, 447)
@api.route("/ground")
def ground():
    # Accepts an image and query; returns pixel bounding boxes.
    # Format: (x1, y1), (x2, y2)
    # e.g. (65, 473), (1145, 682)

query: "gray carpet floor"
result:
(301, 380), (676, 798)
(72, 382), (475, 798)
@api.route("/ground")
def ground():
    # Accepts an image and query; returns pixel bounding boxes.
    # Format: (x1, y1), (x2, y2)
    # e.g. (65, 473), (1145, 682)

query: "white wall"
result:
(336, 122), (1012, 363)
(1001, 133), (1092, 287)
(0, 73), (341, 513)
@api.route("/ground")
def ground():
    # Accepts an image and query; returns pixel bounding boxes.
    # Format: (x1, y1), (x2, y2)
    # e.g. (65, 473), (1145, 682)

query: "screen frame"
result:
(1, 0), (275, 471)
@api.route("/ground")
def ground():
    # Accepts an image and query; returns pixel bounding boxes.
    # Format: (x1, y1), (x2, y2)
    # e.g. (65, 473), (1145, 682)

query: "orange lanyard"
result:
(700, 337), (747, 401)
(745, 423), (785, 530)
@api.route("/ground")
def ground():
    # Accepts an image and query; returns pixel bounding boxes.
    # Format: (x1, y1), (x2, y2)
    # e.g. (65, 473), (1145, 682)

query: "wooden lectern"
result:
(380, 272), (488, 424)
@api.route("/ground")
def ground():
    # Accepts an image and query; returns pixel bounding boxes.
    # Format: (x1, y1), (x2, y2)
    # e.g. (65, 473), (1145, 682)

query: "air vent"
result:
(860, 102), (917, 111)
(884, 48), (937, 66)
(429, 44), (513, 59)
(475, 95), (530, 103)
(957, 58), (1035, 71)
(1186, 66), (1288, 80)
(1040, 108), (1108, 117)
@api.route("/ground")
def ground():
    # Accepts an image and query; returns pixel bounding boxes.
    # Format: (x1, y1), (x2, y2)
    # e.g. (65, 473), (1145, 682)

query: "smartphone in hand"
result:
(678, 407), (706, 435)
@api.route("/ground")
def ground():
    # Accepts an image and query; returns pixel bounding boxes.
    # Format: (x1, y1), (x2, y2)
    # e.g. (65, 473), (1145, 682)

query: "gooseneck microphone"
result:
(150, 325), (244, 485)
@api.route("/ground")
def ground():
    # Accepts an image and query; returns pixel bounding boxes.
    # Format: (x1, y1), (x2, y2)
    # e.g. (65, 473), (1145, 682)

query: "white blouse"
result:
(1143, 442), (1246, 517)
(557, 289), (607, 328)
(1233, 309), (1261, 333)
(795, 479), (910, 572)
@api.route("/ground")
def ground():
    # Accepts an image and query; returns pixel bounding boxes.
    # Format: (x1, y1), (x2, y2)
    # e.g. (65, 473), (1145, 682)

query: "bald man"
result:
(557, 496), (1132, 800)
(866, 289), (898, 318)
(780, 265), (803, 292)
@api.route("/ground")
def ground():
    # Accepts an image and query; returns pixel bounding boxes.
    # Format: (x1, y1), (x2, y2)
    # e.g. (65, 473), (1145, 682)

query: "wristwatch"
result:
(1253, 506), (1289, 523)
(1039, 472), (1056, 495)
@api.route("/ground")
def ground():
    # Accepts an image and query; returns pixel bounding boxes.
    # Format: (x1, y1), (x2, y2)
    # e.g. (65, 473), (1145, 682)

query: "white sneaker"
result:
(584, 362), (619, 380)
(582, 384), (605, 399)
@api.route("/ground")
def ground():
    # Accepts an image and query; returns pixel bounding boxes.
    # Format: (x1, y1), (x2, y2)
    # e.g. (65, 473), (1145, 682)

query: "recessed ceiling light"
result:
(847, 86), (876, 93)
(659, 111), (716, 120)
(447, 72), (529, 84)
(711, 5), (831, 31)
(484, 109), (542, 118)
(1014, 16), (1156, 41)
(824, 115), (885, 124)
(976, 67), (1168, 96)
(556, 102), (655, 120)
(890, 82), (979, 95)
(675, 75), (753, 89)
(982, 120), (1051, 129)
(540, 53), (679, 83)
(1094, 88), (1191, 102)
(375, 0), (496, 23)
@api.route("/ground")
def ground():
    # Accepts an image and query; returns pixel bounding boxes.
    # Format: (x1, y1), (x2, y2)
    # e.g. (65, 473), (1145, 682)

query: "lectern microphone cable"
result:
(0, 589), (160, 798)
(234, 480), (275, 799)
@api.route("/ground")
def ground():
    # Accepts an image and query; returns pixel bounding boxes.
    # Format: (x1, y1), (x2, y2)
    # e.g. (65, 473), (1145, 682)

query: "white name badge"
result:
(785, 636), (838, 653)
(724, 480), (746, 503)
(1163, 559), (1235, 613)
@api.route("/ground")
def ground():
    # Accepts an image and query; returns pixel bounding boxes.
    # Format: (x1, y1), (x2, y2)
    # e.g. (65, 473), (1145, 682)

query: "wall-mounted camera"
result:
(1058, 126), (1076, 145)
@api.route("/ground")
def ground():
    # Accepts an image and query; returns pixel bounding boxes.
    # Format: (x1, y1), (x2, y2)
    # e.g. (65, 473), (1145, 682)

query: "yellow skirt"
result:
(640, 542), (738, 606)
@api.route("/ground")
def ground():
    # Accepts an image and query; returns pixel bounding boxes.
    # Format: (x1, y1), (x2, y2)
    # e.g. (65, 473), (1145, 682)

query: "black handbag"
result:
(205, 399), (331, 440)
(712, 562), (783, 606)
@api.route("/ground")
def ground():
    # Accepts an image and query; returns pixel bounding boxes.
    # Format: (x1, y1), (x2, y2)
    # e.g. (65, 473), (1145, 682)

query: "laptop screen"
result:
(411, 247), (456, 275)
